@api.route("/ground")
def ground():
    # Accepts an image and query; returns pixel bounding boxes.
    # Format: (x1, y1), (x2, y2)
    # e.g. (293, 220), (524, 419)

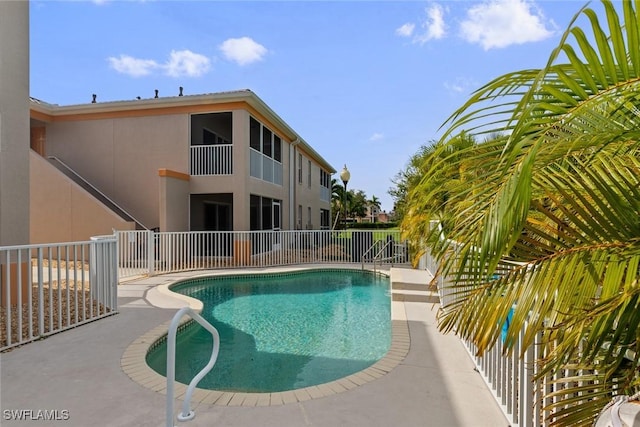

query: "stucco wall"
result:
(158, 169), (189, 232)
(37, 103), (331, 233)
(44, 114), (189, 230)
(30, 151), (134, 244)
(294, 152), (330, 229)
(0, 1), (30, 245)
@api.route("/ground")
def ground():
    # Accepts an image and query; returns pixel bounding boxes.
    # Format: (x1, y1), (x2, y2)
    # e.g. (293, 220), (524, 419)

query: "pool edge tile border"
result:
(121, 270), (411, 407)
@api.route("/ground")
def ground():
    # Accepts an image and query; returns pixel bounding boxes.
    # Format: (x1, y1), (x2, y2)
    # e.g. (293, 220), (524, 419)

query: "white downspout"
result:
(289, 138), (300, 230)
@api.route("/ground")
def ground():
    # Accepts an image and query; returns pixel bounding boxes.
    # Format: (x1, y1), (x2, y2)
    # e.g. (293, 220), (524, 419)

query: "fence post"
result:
(89, 238), (99, 298)
(147, 230), (155, 276)
(109, 237), (119, 311)
(91, 235), (119, 310)
(522, 328), (535, 427)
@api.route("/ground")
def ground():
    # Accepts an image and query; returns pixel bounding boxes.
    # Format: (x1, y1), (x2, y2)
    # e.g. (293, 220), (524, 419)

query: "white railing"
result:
(166, 307), (220, 427)
(190, 144), (233, 176)
(249, 149), (283, 185)
(421, 229), (551, 427)
(116, 229), (408, 279)
(0, 237), (118, 351)
(463, 321), (542, 427)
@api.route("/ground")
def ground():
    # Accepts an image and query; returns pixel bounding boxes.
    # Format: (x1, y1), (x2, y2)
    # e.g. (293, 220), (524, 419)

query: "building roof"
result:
(29, 89), (335, 173)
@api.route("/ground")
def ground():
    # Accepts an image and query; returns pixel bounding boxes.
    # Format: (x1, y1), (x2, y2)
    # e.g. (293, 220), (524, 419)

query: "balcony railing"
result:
(320, 186), (330, 202)
(190, 144), (232, 176)
(250, 149), (283, 185)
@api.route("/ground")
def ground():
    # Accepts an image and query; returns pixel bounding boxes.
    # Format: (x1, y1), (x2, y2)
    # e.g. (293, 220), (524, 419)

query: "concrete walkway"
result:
(0, 266), (509, 427)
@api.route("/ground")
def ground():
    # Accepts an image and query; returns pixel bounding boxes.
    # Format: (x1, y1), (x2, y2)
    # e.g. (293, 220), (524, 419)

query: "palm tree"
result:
(331, 178), (346, 229)
(331, 178), (343, 204)
(405, 1), (640, 425)
(368, 195), (381, 222)
(349, 190), (368, 221)
(401, 132), (479, 241)
(331, 178), (356, 229)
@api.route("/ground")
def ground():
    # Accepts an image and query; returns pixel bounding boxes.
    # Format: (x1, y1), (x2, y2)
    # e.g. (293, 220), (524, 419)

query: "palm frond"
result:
(404, 2), (640, 425)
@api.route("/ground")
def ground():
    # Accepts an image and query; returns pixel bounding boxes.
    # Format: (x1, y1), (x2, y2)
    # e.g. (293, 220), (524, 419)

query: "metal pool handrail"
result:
(166, 306), (220, 427)
(361, 239), (395, 272)
(361, 240), (384, 270)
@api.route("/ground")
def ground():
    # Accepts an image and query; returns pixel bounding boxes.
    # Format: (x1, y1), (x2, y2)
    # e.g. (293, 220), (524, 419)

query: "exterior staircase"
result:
(47, 156), (147, 230)
(390, 267), (440, 303)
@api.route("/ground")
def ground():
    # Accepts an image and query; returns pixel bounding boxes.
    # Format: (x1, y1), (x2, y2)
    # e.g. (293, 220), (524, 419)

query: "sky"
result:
(30, 0), (597, 212)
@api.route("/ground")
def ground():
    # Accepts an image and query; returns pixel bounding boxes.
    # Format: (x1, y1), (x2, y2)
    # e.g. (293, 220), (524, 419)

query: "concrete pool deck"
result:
(0, 265), (509, 427)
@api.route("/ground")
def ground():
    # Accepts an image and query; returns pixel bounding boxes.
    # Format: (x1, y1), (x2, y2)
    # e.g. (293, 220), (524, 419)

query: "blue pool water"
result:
(146, 269), (391, 392)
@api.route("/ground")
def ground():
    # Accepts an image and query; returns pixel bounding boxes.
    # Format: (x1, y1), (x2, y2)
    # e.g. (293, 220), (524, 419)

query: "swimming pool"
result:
(146, 269), (391, 393)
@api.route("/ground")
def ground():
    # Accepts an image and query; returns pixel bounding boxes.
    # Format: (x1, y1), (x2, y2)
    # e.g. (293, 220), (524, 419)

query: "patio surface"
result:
(0, 265), (509, 427)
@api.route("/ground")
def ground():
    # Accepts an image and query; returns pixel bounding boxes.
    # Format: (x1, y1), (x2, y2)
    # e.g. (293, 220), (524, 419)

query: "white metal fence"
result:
(422, 235), (555, 427)
(117, 229), (408, 279)
(0, 237), (118, 352)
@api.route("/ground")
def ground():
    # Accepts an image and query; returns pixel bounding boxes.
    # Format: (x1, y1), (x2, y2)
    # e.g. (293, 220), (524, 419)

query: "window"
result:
(262, 198), (272, 230)
(297, 205), (302, 229)
(250, 195), (281, 231)
(203, 128), (229, 145)
(320, 209), (330, 229)
(203, 128), (215, 145)
(250, 117), (261, 151)
(320, 169), (331, 202)
(307, 206), (312, 228)
(249, 116), (282, 185)
(320, 170), (330, 187)
(191, 112), (232, 146)
(262, 127), (272, 157)
(274, 135), (281, 162)
(307, 160), (312, 188)
(298, 154), (303, 184)
(250, 195), (260, 230)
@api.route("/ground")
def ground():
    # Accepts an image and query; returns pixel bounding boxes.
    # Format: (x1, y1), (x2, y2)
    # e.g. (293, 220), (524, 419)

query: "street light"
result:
(340, 165), (350, 229)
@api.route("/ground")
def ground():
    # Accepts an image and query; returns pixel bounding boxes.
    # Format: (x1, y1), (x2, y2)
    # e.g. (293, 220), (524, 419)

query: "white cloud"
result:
(396, 4), (447, 45)
(219, 37), (268, 66)
(396, 23), (415, 38)
(108, 50), (210, 78)
(108, 55), (159, 77)
(414, 4), (447, 44)
(370, 133), (384, 142)
(443, 77), (477, 94)
(459, 0), (554, 50)
(164, 50), (210, 77)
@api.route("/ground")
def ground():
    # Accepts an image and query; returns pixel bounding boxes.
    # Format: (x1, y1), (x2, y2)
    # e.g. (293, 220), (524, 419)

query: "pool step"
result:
(393, 281), (435, 292)
(389, 267), (439, 304)
(392, 280), (439, 304)
(391, 288), (440, 303)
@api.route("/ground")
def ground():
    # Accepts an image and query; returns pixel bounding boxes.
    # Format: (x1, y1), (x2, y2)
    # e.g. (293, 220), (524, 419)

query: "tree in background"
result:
(389, 132), (479, 258)
(331, 178), (369, 228)
(389, 143), (433, 223)
(403, 1), (640, 425)
(349, 190), (368, 221)
(368, 195), (381, 222)
(331, 178), (343, 227)
(331, 179), (390, 228)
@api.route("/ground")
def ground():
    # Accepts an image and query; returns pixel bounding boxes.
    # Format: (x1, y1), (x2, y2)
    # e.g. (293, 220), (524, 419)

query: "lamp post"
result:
(340, 165), (350, 229)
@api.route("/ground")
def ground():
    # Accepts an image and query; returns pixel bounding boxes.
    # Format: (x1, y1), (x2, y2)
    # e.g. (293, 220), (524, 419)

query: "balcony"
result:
(190, 144), (233, 176)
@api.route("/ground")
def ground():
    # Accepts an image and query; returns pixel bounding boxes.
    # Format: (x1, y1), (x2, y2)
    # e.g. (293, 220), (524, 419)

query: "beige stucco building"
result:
(0, 1), (30, 246)
(29, 90), (335, 243)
